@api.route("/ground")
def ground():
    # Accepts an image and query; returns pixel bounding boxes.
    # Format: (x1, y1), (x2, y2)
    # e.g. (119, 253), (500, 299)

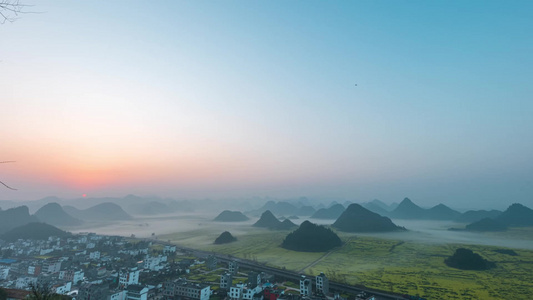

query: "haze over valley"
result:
(1, 1), (532, 299)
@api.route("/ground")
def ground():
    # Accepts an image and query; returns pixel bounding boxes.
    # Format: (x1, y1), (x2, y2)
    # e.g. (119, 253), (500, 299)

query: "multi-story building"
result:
(27, 265), (41, 276)
(163, 245), (176, 254)
(119, 267), (140, 287)
(206, 255), (217, 270)
(163, 278), (210, 300)
(248, 272), (261, 288)
(0, 266), (9, 280)
(16, 276), (37, 289)
(143, 255), (167, 271)
(315, 272), (329, 294)
(220, 272), (233, 289)
(59, 269), (84, 284)
(300, 275), (311, 297)
(53, 281), (72, 295)
(229, 283), (262, 300)
(228, 260), (239, 274)
(42, 259), (61, 273)
(126, 284), (149, 300)
(89, 251), (101, 260)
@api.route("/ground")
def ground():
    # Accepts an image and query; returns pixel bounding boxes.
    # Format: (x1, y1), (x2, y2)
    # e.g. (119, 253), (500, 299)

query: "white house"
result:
(163, 279), (210, 300)
(16, 276), (37, 289)
(43, 260), (61, 273)
(89, 251), (101, 260)
(220, 272), (233, 289)
(54, 281), (72, 294)
(126, 285), (149, 300)
(119, 267), (140, 287)
(0, 266), (9, 280)
(316, 272), (329, 294)
(300, 275), (312, 297)
(59, 269), (84, 284)
(229, 260), (239, 274)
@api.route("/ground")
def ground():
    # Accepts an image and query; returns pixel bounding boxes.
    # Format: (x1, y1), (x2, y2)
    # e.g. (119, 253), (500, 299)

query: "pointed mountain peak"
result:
(401, 197), (414, 205)
(507, 203), (531, 212)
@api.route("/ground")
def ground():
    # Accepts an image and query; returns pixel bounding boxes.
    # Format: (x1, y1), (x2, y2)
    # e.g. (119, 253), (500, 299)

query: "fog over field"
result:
(68, 211), (533, 250)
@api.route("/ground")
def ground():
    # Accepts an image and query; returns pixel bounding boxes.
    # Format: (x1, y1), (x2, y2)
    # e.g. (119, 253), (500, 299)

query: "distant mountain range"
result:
(311, 204), (345, 219)
(495, 203), (533, 227)
(214, 210), (249, 222)
(1, 222), (71, 242)
(361, 201), (390, 216)
(249, 201), (316, 217)
(388, 198), (461, 220)
(34, 202), (83, 226)
(333, 204), (405, 232)
(252, 210), (297, 230)
(465, 218), (507, 232)
(253, 210), (282, 229)
(64, 202), (132, 222)
(0, 206), (39, 235)
(454, 209), (502, 223)
(452, 203), (533, 231)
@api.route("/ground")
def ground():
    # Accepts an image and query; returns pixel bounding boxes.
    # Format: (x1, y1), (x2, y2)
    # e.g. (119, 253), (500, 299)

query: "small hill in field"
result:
(281, 221), (342, 252)
(214, 231), (237, 244)
(445, 248), (495, 270)
(214, 210), (249, 222)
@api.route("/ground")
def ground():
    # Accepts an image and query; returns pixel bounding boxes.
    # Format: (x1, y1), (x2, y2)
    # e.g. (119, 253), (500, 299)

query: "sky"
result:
(1, 1), (532, 209)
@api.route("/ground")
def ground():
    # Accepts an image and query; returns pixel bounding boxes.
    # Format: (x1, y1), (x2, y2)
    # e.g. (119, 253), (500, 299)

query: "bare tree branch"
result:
(0, 180), (17, 190)
(0, 161), (17, 190)
(0, 0), (32, 24)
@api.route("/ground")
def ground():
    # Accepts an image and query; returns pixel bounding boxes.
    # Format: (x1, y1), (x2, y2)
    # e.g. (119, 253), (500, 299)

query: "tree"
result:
(0, 287), (7, 300)
(28, 282), (54, 300)
(0, 0), (27, 24)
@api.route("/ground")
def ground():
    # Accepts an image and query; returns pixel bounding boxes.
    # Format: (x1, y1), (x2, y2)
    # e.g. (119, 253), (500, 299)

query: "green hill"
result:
(64, 202), (132, 221)
(311, 204), (345, 219)
(282, 221), (342, 252)
(34, 202), (83, 226)
(455, 210), (502, 223)
(496, 203), (533, 227)
(1, 222), (71, 242)
(445, 248), (495, 270)
(253, 210), (282, 229)
(0, 206), (39, 234)
(333, 204), (405, 232)
(425, 204), (461, 220)
(214, 231), (237, 244)
(389, 198), (426, 219)
(214, 210), (249, 222)
(465, 218), (507, 232)
(276, 219), (298, 230)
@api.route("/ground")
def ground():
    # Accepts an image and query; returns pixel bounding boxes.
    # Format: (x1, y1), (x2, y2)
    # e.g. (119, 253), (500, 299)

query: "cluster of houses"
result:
(0, 233), (194, 299)
(1, 233), (377, 300)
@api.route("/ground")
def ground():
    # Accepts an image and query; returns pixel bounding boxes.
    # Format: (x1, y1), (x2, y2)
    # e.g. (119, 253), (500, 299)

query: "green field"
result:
(160, 227), (533, 300)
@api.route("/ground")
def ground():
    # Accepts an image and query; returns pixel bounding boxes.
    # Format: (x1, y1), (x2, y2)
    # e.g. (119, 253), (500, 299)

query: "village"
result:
(0, 233), (379, 300)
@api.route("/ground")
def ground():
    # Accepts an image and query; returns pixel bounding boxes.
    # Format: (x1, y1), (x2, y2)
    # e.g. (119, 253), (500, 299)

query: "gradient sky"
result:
(1, 1), (532, 208)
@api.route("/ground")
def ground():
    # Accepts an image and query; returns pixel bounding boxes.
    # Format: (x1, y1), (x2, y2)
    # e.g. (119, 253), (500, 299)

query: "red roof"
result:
(5, 288), (32, 299)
